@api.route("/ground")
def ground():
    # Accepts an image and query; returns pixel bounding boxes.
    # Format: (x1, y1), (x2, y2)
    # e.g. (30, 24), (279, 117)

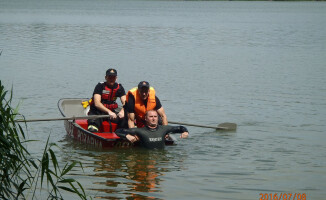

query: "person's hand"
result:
(180, 132), (189, 138)
(126, 134), (139, 143)
(108, 111), (117, 120)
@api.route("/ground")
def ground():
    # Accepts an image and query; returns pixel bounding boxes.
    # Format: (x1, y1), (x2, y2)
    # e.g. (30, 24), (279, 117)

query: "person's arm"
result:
(128, 112), (136, 128)
(115, 128), (139, 143)
(117, 95), (126, 118)
(126, 94), (136, 128)
(166, 125), (189, 139)
(93, 94), (117, 120)
(155, 96), (168, 125)
(157, 107), (168, 125)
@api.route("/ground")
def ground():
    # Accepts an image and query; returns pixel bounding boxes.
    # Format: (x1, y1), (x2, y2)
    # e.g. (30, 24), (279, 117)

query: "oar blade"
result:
(217, 123), (237, 131)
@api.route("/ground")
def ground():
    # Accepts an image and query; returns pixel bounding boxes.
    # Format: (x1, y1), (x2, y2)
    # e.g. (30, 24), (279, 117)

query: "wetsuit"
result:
(115, 125), (188, 149)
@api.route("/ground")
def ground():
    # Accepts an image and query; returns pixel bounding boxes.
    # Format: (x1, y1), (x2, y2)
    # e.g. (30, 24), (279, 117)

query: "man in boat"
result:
(87, 68), (127, 132)
(116, 110), (189, 149)
(126, 81), (168, 128)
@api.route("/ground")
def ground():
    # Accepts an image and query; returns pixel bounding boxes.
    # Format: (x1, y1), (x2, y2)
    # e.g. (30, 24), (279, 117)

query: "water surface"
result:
(1, 0), (326, 199)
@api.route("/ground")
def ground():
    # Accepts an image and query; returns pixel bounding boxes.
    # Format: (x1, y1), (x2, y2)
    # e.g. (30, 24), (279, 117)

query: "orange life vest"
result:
(127, 87), (156, 127)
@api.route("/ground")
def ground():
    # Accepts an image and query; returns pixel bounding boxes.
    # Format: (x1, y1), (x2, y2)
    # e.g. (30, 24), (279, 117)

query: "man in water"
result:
(87, 68), (127, 132)
(126, 81), (168, 128)
(116, 110), (189, 149)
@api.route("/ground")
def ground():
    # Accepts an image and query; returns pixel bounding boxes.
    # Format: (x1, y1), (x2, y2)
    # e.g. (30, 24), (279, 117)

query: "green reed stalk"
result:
(0, 80), (88, 200)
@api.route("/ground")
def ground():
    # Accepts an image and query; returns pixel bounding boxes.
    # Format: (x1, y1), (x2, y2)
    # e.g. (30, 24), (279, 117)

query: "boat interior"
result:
(58, 98), (118, 134)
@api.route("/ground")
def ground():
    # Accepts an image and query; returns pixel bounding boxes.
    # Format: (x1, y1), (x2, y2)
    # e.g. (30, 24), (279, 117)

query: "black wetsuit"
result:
(115, 125), (188, 149)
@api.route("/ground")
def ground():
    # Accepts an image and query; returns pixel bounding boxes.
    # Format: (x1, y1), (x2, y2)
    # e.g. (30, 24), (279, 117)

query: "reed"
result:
(0, 80), (88, 200)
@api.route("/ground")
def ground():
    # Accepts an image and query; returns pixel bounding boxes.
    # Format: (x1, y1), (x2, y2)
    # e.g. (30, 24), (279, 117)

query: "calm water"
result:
(1, 0), (326, 199)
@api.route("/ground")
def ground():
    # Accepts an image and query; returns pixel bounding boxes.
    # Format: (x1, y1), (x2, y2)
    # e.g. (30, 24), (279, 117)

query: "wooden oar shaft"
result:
(16, 116), (237, 131)
(169, 121), (218, 129)
(15, 115), (111, 122)
(169, 120), (233, 130)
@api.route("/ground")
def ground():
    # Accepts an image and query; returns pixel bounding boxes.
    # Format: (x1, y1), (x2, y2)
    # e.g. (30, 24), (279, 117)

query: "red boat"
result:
(57, 98), (174, 148)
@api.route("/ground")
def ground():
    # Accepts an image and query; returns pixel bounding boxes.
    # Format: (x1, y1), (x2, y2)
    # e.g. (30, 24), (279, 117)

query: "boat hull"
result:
(64, 120), (134, 148)
(58, 98), (174, 149)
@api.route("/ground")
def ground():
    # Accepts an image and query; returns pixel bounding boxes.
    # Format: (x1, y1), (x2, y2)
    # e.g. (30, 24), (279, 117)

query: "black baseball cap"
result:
(138, 81), (150, 89)
(106, 68), (117, 76)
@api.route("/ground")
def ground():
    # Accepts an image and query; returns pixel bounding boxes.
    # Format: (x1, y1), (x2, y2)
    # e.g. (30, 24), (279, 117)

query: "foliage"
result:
(0, 80), (88, 200)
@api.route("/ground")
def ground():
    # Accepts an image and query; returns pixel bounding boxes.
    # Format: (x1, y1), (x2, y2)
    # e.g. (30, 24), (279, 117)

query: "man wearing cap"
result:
(126, 81), (168, 129)
(87, 68), (127, 132)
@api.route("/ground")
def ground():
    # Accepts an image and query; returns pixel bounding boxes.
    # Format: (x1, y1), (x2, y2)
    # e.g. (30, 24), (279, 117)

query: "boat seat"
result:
(75, 119), (88, 129)
(75, 119), (118, 133)
(102, 121), (118, 133)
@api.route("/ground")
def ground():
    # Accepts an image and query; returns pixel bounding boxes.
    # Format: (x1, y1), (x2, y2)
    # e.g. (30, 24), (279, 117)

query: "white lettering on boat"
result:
(66, 121), (103, 148)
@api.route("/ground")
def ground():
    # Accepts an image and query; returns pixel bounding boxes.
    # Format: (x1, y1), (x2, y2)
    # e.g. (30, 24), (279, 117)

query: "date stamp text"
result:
(259, 193), (306, 200)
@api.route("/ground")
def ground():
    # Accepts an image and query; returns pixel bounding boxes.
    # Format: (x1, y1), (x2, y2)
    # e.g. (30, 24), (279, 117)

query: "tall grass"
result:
(0, 80), (88, 199)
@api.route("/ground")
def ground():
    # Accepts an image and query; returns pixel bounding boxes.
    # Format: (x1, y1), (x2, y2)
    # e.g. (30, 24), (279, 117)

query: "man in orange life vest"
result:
(126, 81), (168, 129)
(87, 68), (127, 132)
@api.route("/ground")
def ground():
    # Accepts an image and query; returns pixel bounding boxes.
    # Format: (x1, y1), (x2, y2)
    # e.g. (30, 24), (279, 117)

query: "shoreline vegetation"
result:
(0, 80), (88, 199)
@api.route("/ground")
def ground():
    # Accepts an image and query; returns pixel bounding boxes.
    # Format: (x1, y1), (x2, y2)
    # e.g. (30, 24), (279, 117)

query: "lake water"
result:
(1, 0), (326, 199)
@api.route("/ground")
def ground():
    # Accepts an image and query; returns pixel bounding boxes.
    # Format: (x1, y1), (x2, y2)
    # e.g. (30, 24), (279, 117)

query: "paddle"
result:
(16, 116), (237, 131)
(169, 121), (237, 131)
(15, 115), (111, 122)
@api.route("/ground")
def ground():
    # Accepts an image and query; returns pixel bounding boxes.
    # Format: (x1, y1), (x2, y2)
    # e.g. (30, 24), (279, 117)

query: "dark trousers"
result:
(87, 109), (128, 130)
